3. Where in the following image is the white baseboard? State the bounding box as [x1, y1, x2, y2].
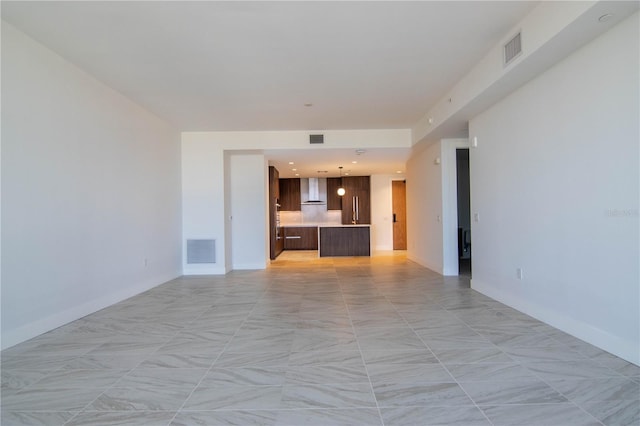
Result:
[231, 262, 267, 270]
[472, 278, 640, 366]
[183, 264, 227, 275]
[1, 272, 180, 350]
[406, 253, 443, 275]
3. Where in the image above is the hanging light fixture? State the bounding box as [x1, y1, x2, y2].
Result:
[337, 166, 346, 196]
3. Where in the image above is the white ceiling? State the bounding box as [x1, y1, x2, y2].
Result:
[2, 1, 538, 176]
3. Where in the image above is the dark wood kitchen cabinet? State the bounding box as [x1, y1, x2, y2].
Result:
[326, 177, 343, 211]
[279, 178, 301, 211]
[269, 166, 283, 260]
[319, 226, 370, 256]
[340, 176, 370, 224]
[283, 226, 318, 250]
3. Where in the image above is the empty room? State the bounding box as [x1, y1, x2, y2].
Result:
[1, 1, 638, 425]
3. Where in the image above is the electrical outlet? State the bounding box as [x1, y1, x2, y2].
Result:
[516, 268, 523, 280]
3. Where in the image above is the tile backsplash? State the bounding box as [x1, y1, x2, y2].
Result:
[280, 206, 341, 226]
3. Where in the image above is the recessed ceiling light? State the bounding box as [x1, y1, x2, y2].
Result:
[345, 173, 350, 176]
[288, 161, 294, 165]
[295, 173, 300, 176]
[352, 161, 357, 164]
[598, 13, 614, 23]
[396, 171, 403, 174]
[292, 168, 297, 171]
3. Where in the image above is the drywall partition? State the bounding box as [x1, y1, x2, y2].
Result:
[406, 141, 444, 273]
[182, 136, 227, 274]
[1, 23, 182, 349]
[181, 129, 411, 274]
[469, 13, 639, 364]
[229, 153, 268, 270]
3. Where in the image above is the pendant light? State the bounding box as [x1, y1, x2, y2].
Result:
[337, 166, 346, 196]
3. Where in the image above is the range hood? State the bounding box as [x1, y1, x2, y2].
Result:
[301, 177, 327, 205]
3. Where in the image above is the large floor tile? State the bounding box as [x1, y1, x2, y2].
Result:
[481, 403, 601, 426]
[172, 410, 278, 426]
[2, 252, 637, 426]
[366, 362, 453, 385]
[88, 386, 194, 411]
[460, 379, 568, 405]
[280, 383, 376, 408]
[1, 388, 105, 411]
[66, 411, 176, 426]
[380, 405, 490, 425]
[275, 408, 383, 425]
[182, 385, 284, 410]
[0, 411, 76, 426]
[372, 382, 473, 407]
[547, 377, 640, 403]
[581, 399, 640, 426]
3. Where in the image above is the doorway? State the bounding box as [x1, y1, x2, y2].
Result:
[456, 149, 472, 276]
[392, 180, 407, 250]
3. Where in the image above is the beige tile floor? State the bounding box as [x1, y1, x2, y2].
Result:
[1, 251, 638, 425]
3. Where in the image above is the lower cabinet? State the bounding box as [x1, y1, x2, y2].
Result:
[283, 227, 318, 250]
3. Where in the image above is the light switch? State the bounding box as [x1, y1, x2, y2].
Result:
[474, 212, 480, 222]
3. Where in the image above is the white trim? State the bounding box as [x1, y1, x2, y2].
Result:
[1, 273, 179, 350]
[183, 265, 228, 275]
[442, 138, 470, 276]
[407, 253, 443, 275]
[232, 262, 268, 270]
[472, 278, 640, 366]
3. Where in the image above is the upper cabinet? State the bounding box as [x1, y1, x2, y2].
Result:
[279, 178, 301, 211]
[340, 176, 370, 224]
[326, 178, 343, 211]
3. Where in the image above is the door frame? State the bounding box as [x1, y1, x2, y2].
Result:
[442, 138, 471, 276]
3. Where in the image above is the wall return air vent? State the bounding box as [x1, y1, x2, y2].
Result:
[186, 239, 216, 264]
[504, 32, 522, 65]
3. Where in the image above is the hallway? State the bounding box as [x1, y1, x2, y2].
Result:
[2, 253, 638, 425]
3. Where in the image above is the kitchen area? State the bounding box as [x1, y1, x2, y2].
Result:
[269, 166, 371, 260]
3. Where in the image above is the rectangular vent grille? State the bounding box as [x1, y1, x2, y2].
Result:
[504, 32, 522, 65]
[309, 134, 324, 144]
[186, 239, 216, 264]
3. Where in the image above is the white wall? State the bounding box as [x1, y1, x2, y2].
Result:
[1, 23, 182, 349]
[406, 142, 444, 273]
[370, 174, 405, 252]
[469, 13, 639, 364]
[229, 153, 268, 270]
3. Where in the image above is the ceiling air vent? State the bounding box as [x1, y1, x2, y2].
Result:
[309, 134, 324, 144]
[504, 32, 522, 66]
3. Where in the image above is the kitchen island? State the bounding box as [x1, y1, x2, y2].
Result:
[318, 225, 370, 257]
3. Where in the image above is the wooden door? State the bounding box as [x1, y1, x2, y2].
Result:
[392, 180, 407, 250]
